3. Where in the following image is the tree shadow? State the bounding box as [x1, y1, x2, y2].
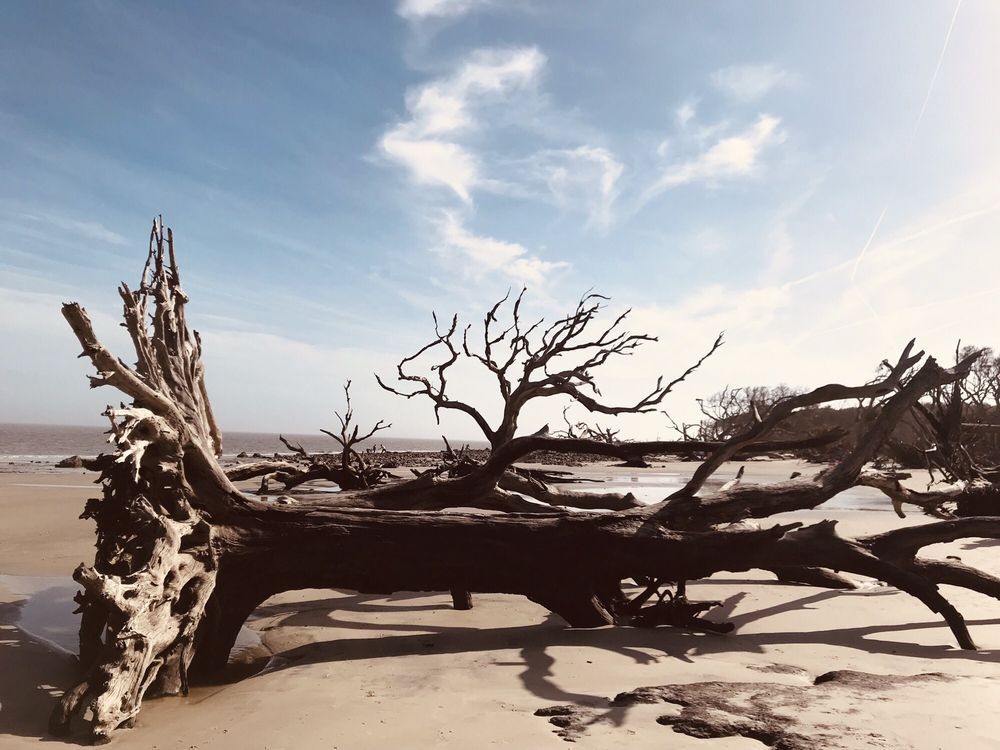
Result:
[961, 537, 1000, 550]
[0, 597, 87, 746]
[244, 588, 1000, 739]
[252, 587, 1000, 704]
[251, 590, 442, 620]
[9, 584, 1000, 746]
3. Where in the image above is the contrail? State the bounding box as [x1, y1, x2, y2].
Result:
[850, 204, 888, 284]
[786, 199, 1000, 291]
[849, 205, 892, 344]
[913, 0, 963, 139]
[849, 0, 962, 339]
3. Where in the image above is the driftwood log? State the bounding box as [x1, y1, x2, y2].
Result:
[537, 670, 956, 746]
[52, 218, 1000, 743]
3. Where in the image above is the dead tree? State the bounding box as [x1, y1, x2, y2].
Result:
[554, 405, 620, 444]
[52, 219, 1000, 743]
[661, 409, 699, 443]
[373, 287, 725, 500]
[693, 384, 802, 442]
[227, 294, 842, 511]
[316, 379, 392, 486]
[376, 288, 724, 450]
[880, 343, 1000, 516]
[226, 381, 392, 491]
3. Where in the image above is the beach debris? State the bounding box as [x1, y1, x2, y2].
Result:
[223, 381, 393, 492]
[55, 454, 107, 470]
[536, 671, 954, 746]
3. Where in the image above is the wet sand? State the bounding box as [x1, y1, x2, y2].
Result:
[2, 465, 1000, 748]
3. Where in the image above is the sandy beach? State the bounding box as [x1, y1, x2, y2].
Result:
[3, 461, 999, 749]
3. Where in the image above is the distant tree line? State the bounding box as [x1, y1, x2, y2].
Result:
[673, 346, 1000, 468]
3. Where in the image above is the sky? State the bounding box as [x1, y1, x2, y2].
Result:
[2, 0, 999, 442]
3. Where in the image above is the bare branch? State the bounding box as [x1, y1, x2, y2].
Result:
[667, 340, 929, 499]
[64, 217, 224, 461]
[376, 312, 495, 442]
[279, 435, 308, 456]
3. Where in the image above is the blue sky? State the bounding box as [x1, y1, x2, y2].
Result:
[2, 0, 999, 441]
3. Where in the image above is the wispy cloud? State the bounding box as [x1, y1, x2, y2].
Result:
[757, 181, 822, 284]
[397, 0, 494, 21]
[378, 47, 545, 202]
[20, 213, 129, 246]
[762, 221, 794, 280]
[711, 63, 795, 101]
[435, 211, 568, 285]
[675, 101, 697, 128]
[682, 228, 727, 258]
[521, 145, 623, 228]
[640, 114, 784, 207]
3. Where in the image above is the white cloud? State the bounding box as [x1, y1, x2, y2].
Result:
[711, 63, 795, 101]
[397, 0, 492, 21]
[640, 114, 784, 206]
[435, 211, 568, 286]
[524, 145, 624, 228]
[675, 101, 696, 128]
[380, 136, 479, 203]
[378, 47, 545, 202]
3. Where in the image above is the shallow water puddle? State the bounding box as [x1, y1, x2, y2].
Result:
[0, 574, 263, 662]
[0, 574, 79, 654]
[567, 467, 890, 510]
[544, 468, 692, 506]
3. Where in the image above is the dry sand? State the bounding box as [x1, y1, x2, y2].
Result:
[2, 464, 999, 749]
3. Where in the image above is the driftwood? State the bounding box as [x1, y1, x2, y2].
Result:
[223, 381, 392, 492]
[855, 470, 998, 519]
[877, 343, 1000, 514]
[221, 416, 845, 516]
[220, 278, 841, 513]
[537, 670, 954, 746]
[51, 219, 1000, 743]
[222, 429, 846, 513]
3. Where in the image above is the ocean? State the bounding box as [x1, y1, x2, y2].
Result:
[0, 422, 888, 511]
[0, 422, 487, 464]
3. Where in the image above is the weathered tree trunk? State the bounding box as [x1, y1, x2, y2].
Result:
[856, 470, 1000, 519]
[51, 219, 1000, 743]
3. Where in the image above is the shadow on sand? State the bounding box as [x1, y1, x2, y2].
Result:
[0, 596, 85, 746]
[4, 583, 1000, 745]
[243, 587, 1000, 736]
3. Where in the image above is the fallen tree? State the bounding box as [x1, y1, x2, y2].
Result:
[219, 287, 844, 517]
[225, 380, 393, 493]
[52, 218, 1000, 743]
[223, 427, 848, 512]
[224, 288, 844, 512]
[877, 343, 1000, 517]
